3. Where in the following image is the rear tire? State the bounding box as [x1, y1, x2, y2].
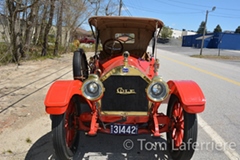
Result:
[167, 94, 198, 160]
[52, 96, 80, 160]
[73, 48, 88, 81]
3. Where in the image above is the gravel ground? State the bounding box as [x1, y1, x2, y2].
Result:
[0, 53, 74, 160]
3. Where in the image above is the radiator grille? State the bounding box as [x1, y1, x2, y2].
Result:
[101, 75, 148, 111]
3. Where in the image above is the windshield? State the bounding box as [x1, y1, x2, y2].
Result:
[115, 33, 135, 44]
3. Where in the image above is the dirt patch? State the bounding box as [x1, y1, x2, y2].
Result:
[0, 53, 74, 159]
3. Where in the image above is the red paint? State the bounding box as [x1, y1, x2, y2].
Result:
[167, 80, 206, 113]
[171, 102, 184, 147]
[45, 80, 82, 114]
[100, 55, 156, 79]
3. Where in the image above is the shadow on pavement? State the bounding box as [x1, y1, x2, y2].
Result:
[25, 132, 54, 160]
[25, 131, 172, 160]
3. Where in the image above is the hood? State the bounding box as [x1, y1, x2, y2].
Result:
[100, 55, 154, 82]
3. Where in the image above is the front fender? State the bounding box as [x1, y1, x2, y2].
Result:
[167, 80, 206, 113]
[45, 80, 82, 114]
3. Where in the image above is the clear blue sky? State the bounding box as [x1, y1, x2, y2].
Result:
[121, 0, 240, 32]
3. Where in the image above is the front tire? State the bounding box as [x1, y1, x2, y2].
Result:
[167, 94, 198, 160]
[73, 48, 88, 81]
[52, 96, 80, 160]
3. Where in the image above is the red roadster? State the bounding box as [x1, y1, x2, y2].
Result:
[44, 16, 205, 160]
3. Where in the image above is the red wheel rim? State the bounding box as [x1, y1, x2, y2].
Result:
[64, 100, 77, 148]
[171, 102, 184, 148]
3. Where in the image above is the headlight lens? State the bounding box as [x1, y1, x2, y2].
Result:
[87, 82, 99, 94]
[151, 83, 162, 95]
[146, 76, 169, 102]
[81, 74, 104, 101]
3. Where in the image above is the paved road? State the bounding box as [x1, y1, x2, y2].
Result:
[25, 46, 240, 160]
[157, 44, 240, 67]
[155, 45, 240, 160]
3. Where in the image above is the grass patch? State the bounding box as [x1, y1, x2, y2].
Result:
[26, 137, 32, 143]
[0, 44, 64, 65]
[0, 43, 11, 65]
[78, 44, 102, 52]
[190, 55, 240, 60]
[7, 150, 13, 154]
[2, 149, 13, 154]
[0, 42, 99, 65]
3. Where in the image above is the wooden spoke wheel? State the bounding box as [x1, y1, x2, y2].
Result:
[167, 94, 198, 160]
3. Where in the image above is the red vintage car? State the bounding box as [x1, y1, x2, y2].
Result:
[44, 16, 205, 160]
[79, 37, 95, 44]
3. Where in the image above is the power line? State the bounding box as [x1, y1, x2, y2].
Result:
[210, 14, 240, 19]
[155, 0, 205, 12]
[124, 3, 204, 15]
[124, 1, 240, 19]
[122, 1, 132, 16]
[170, 0, 240, 12]
[212, 12, 240, 17]
[170, 0, 214, 8]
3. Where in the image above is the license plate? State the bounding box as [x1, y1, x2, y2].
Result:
[110, 124, 138, 134]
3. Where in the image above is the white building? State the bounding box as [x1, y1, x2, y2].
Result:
[172, 29, 196, 39]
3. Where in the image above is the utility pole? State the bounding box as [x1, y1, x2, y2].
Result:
[119, 0, 122, 16]
[199, 6, 216, 55]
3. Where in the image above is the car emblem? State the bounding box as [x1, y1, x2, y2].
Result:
[122, 67, 129, 73]
[116, 87, 136, 94]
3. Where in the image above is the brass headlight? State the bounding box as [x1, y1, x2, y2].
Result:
[146, 76, 169, 102]
[81, 74, 104, 101]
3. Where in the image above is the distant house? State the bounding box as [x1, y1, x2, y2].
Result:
[172, 29, 182, 39]
[74, 28, 92, 39]
[171, 29, 197, 39]
[0, 14, 92, 44]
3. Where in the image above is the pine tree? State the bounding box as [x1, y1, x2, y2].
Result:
[235, 26, 240, 34]
[197, 21, 207, 34]
[213, 24, 222, 33]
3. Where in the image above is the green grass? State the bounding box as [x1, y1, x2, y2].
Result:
[26, 137, 32, 143]
[0, 42, 11, 65]
[190, 55, 240, 60]
[2, 149, 13, 154]
[0, 42, 99, 65]
[7, 150, 13, 154]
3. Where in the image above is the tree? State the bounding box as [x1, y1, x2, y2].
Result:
[61, 0, 90, 52]
[32, 2, 40, 45]
[105, 0, 118, 16]
[54, 0, 63, 56]
[235, 26, 240, 34]
[160, 26, 173, 39]
[213, 24, 222, 33]
[41, 0, 56, 56]
[197, 21, 207, 34]
[23, 0, 39, 56]
[5, 0, 38, 64]
[2, 0, 120, 63]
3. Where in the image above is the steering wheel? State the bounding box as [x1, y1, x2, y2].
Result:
[103, 39, 123, 55]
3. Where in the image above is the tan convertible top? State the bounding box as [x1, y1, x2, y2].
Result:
[88, 16, 164, 31]
[88, 16, 164, 58]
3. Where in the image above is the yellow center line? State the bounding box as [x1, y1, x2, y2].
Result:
[160, 55, 240, 86]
